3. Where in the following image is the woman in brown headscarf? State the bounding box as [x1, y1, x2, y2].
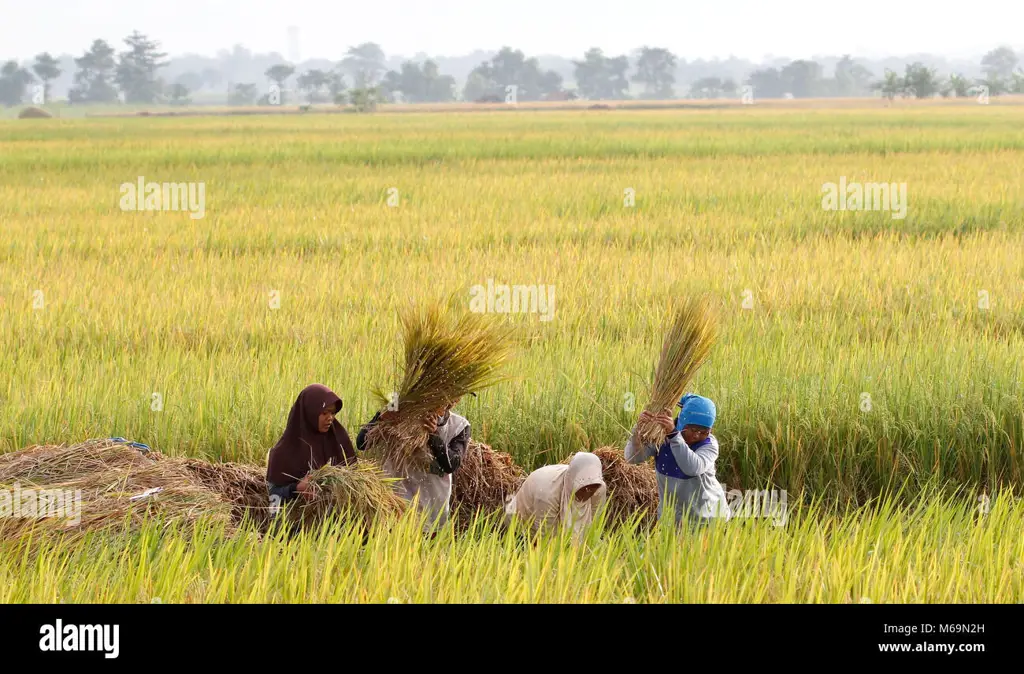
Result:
[266, 384, 357, 510]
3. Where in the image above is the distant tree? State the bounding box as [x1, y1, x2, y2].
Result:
[747, 67, 785, 99]
[349, 87, 380, 112]
[200, 67, 223, 90]
[421, 60, 456, 102]
[31, 53, 62, 104]
[974, 47, 1018, 95]
[902, 62, 940, 98]
[342, 43, 386, 89]
[328, 70, 347, 104]
[834, 55, 873, 96]
[264, 64, 295, 103]
[380, 60, 456, 103]
[781, 60, 823, 98]
[296, 68, 331, 103]
[981, 46, 1018, 82]
[872, 69, 904, 101]
[168, 83, 191, 105]
[689, 76, 726, 98]
[1012, 70, 1024, 94]
[464, 47, 563, 102]
[632, 46, 676, 99]
[228, 82, 258, 106]
[115, 31, 168, 103]
[378, 70, 402, 102]
[175, 72, 204, 94]
[463, 69, 498, 101]
[945, 73, 971, 97]
[0, 61, 35, 106]
[70, 39, 118, 103]
[572, 48, 630, 100]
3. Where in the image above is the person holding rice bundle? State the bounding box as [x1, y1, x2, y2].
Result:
[266, 384, 357, 511]
[356, 397, 470, 531]
[625, 393, 730, 525]
[504, 451, 607, 541]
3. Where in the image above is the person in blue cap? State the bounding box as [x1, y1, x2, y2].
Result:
[624, 393, 730, 524]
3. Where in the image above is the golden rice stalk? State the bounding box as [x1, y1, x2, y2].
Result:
[289, 461, 407, 532]
[636, 296, 718, 448]
[365, 302, 514, 475]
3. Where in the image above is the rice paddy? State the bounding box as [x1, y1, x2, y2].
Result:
[2, 101, 1023, 602]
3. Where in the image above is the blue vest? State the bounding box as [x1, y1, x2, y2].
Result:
[655, 435, 712, 480]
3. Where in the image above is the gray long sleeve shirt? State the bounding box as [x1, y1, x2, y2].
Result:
[625, 427, 731, 524]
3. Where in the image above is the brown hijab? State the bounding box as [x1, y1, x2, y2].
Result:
[266, 384, 357, 485]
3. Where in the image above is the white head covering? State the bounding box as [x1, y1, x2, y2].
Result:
[561, 452, 607, 538]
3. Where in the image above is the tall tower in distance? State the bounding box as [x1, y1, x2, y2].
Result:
[287, 26, 301, 63]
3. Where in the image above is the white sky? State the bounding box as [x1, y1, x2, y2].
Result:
[2, 0, 1022, 61]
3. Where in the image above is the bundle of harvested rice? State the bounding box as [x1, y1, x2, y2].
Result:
[166, 458, 270, 528]
[364, 302, 514, 475]
[635, 296, 717, 448]
[0, 439, 152, 486]
[451, 440, 526, 531]
[0, 440, 233, 543]
[594, 446, 659, 527]
[287, 461, 406, 532]
[561, 447, 659, 528]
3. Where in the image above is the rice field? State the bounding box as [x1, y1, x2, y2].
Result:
[2, 102, 1023, 602]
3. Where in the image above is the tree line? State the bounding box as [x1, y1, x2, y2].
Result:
[2, 32, 1022, 107]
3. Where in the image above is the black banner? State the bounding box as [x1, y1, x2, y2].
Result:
[0, 604, 1008, 665]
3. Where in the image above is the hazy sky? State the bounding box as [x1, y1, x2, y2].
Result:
[3, 0, 1022, 61]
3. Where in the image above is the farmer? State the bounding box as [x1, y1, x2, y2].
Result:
[356, 398, 471, 532]
[504, 451, 606, 541]
[625, 393, 730, 524]
[266, 384, 357, 511]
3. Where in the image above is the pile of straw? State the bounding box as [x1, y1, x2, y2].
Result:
[166, 457, 270, 528]
[364, 302, 514, 475]
[287, 461, 406, 532]
[451, 440, 526, 531]
[592, 447, 659, 528]
[561, 447, 659, 528]
[635, 296, 717, 448]
[0, 440, 233, 543]
[0, 440, 153, 485]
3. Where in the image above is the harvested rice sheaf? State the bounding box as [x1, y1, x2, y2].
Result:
[288, 461, 406, 532]
[636, 296, 717, 448]
[451, 440, 526, 531]
[365, 302, 514, 476]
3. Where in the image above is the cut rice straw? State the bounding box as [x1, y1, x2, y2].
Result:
[635, 296, 718, 448]
[364, 301, 514, 476]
